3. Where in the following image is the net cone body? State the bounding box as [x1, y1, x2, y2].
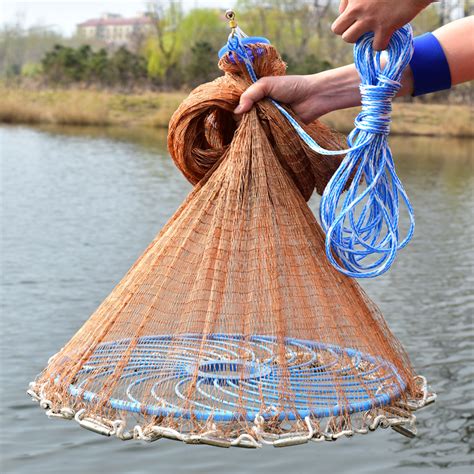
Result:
[31, 44, 424, 444]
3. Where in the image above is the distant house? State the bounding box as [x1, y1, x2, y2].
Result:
[77, 13, 154, 45]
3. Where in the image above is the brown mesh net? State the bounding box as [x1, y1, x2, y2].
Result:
[28, 42, 434, 448]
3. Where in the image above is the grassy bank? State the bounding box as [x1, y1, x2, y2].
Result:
[0, 86, 472, 137]
[324, 103, 473, 138]
[0, 87, 184, 128]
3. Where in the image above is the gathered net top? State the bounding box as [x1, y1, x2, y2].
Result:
[169, 43, 344, 199]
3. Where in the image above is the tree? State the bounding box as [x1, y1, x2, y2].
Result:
[145, 1, 184, 86]
[85, 48, 108, 84]
[40, 44, 147, 88]
[41, 44, 86, 83]
[185, 41, 219, 87]
[235, 0, 340, 63]
[0, 19, 64, 77]
[178, 8, 225, 87]
[108, 46, 148, 87]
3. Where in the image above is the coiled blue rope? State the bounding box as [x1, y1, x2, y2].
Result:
[226, 25, 415, 278]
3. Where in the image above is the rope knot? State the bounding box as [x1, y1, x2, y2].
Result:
[355, 76, 401, 135]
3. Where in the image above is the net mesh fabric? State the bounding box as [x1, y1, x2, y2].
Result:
[29, 44, 428, 446]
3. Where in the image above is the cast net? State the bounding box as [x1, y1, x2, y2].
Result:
[28, 39, 435, 448]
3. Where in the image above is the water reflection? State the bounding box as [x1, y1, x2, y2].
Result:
[1, 125, 472, 473]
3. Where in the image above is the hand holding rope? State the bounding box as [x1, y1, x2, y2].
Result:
[225, 12, 415, 278]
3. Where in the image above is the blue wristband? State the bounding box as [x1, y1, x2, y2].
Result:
[410, 32, 452, 96]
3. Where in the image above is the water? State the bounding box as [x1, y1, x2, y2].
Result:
[1, 125, 472, 473]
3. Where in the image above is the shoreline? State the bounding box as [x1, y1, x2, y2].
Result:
[1, 87, 472, 138]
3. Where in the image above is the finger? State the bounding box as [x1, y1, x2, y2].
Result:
[341, 21, 370, 44]
[373, 29, 393, 51]
[234, 77, 272, 114]
[338, 0, 349, 14]
[331, 11, 356, 36]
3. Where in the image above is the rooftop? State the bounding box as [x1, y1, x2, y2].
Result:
[78, 14, 153, 28]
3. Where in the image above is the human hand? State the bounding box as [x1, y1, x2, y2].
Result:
[234, 62, 415, 122]
[234, 75, 325, 123]
[332, 0, 432, 50]
[234, 66, 363, 123]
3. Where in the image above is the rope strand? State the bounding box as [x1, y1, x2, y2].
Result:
[227, 25, 415, 278]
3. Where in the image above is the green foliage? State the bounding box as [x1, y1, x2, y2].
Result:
[235, 0, 337, 60]
[144, 36, 174, 80]
[185, 41, 219, 88]
[20, 62, 43, 77]
[5, 63, 21, 78]
[142, 2, 184, 86]
[178, 8, 226, 49]
[142, 7, 225, 88]
[285, 54, 332, 75]
[41, 44, 88, 83]
[85, 48, 108, 83]
[41, 44, 147, 88]
[108, 47, 147, 85]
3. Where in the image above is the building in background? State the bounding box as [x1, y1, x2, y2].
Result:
[77, 13, 153, 45]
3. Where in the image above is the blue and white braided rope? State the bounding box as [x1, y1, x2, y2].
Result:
[227, 25, 415, 278]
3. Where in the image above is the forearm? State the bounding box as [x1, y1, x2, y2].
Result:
[307, 63, 414, 116]
[433, 16, 474, 85]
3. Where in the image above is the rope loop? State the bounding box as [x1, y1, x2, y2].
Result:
[356, 80, 400, 135]
[320, 25, 414, 278]
[224, 23, 415, 278]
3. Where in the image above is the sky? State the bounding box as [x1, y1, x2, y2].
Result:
[1, 0, 235, 36]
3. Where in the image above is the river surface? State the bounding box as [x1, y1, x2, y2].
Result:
[1, 125, 473, 473]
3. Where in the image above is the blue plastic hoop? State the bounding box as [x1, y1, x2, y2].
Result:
[66, 334, 406, 422]
[218, 36, 270, 61]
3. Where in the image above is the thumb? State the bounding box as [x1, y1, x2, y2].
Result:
[234, 77, 272, 114]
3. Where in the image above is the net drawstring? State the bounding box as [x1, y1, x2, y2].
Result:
[226, 23, 415, 278]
